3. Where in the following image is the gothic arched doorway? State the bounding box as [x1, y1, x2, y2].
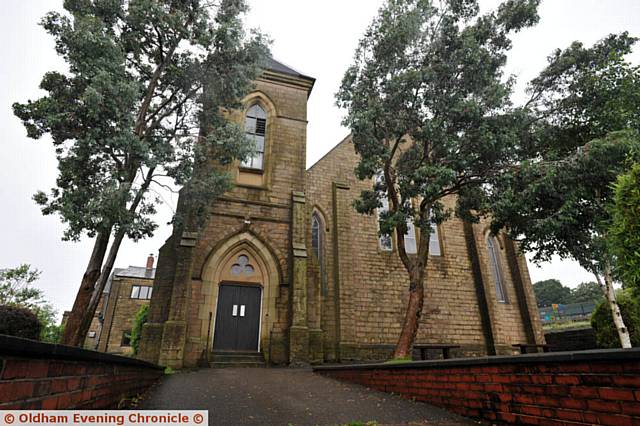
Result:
[213, 252, 263, 351]
[199, 234, 281, 359]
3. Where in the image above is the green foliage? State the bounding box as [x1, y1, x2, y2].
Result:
[542, 320, 591, 332]
[0, 305, 42, 340]
[338, 0, 542, 243]
[130, 304, 149, 355]
[533, 280, 604, 307]
[492, 131, 640, 272]
[591, 290, 640, 348]
[572, 282, 605, 304]
[13, 0, 270, 242]
[164, 366, 176, 375]
[0, 264, 43, 308]
[533, 279, 572, 307]
[609, 162, 640, 291]
[41, 321, 64, 344]
[489, 33, 640, 276]
[383, 358, 412, 364]
[0, 265, 61, 342]
[337, 0, 542, 356]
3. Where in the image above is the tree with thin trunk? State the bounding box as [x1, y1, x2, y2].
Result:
[336, 0, 541, 359]
[13, 0, 269, 346]
[489, 34, 640, 348]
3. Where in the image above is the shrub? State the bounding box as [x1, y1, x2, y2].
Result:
[0, 305, 42, 340]
[130, 304, 149, 355]
[609, 162, 640, 291]
[591, 289, 640, 348]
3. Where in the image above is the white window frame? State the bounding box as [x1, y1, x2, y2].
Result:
[403, 218, 418, 254]
[130, 285, 140, 299]
[241, 104, 267, 171]
[428, 213, 442, 257]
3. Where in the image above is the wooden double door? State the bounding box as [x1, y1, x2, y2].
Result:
[213, 283, 262, 351]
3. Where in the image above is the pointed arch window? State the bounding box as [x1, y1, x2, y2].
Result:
[487, 235, 508, 303]
[242, 104, 267, 171]
[311, 213, 323, 259]
[311, 212, 327, 295]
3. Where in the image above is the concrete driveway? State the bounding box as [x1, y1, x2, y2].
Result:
[139, 368, 477, 426]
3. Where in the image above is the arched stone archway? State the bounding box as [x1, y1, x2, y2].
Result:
[197, 232, 280, 359]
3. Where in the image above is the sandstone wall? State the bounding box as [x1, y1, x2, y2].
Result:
[306, 137, 544, 361]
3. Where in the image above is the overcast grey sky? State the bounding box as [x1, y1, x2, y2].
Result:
[1, 1, 639, 319]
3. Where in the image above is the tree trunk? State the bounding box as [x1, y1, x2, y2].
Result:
[393, 268, 426, 359]
[61, 230, 111, 346]
[596, 268, 632, 348]
[73, 168, 156, 346]
[73, 228, 127, 347]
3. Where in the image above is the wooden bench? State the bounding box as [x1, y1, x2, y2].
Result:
[414, 344, 461, 360]
[512, 343, 550, 354]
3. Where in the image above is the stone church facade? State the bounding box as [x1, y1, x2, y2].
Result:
[134, 58, 544, 368]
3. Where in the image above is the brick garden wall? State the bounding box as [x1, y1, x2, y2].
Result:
[0, 335, 162, 409]
[315, 349, 640, 425]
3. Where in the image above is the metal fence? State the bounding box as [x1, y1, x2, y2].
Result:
[539, 302, 597, 323]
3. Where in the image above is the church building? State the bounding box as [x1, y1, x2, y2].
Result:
[134, 58, 544, 368]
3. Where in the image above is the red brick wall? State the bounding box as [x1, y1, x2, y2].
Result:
[315, 350, 640, 425]
[0, 336, 162, 409]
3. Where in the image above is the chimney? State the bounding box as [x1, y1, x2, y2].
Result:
[146, 254, 155, 269]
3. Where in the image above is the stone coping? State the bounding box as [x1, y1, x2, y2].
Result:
[313, 348, 640, 372]
[0, 334, 163, 370]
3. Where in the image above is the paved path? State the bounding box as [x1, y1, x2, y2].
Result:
[140, 368, 477, 426]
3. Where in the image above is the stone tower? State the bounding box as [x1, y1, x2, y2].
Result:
[139, 58, 315, 368]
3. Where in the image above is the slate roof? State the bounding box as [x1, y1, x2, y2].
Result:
[116, 266, 156, 280]
[263, 57, 315, 82]
[103, 266, 155, 294]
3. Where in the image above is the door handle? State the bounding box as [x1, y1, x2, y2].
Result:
[232, 305, 238, 316]
[240, 305, 246, 317]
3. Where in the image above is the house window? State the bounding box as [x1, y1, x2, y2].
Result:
[487, 235, 507, 302]
[130, 285, 152, 300]
[121, 330, 131, 346]
[241, 104, 267, 171]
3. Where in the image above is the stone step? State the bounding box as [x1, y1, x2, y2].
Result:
[211, 351, 262, 356]
[210, 351, 265, 367]
[209, 361, 265, 368]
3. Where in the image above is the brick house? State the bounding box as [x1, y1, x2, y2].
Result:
[110, 57, 546, 368]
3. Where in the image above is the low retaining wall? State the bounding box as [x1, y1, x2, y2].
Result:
[0, 334, 163, 409]
[314, 349, 640, 426]
[545, 327, 598, 352]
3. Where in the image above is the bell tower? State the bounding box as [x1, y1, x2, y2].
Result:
[139, 58, 315, 368]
